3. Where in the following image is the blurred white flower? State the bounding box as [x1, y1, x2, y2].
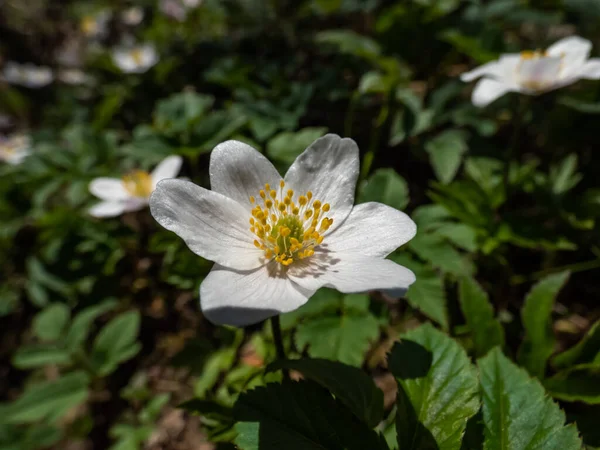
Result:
[461, 36, 600, 107]
[58, 68, 93, 85]
[80, 11, 111, 39]
[112, 43, 159, 73]
[0, 134, 31, 165]
[2, 62, 53, 88]
[121, 7, 144, 26]
[149, 135, 417, 327]
[160, 0, 202, 21]
[89, 156, 182, 218]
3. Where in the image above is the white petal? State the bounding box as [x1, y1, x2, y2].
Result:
[517, 56, 563, 90]
[284, 134, 359, 234]
[578, 58, 600, 80]
[209, 140, 282, 206]
[89, 201, 127, 218]
[200, 262, 312, 326]
[549, 37, 592, 79]
[288, 252, 415, 295]
[323, 202, 416, 258]
[151, 155, 183, 188]
[471, 79, 516, 107]
[547, 35, 592, 59]
[89, 178, 130, 201]
[149, 179, 265, 270]
[460, 61, 501, 82]
[460, 55, 520, 83]
[112, 51, 138, 73]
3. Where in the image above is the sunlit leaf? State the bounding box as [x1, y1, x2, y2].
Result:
[478, 348, 582, 450]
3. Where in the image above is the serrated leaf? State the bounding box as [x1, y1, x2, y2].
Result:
[358, 168, 409, 210]
[459, 277, 505, 357]
[425, 129, 469, 184]
[234, 381, 389, 450]
[12, 344, 72, 369]
[517, 272, 570, 378]
[32, 303, 71, 341]
[267, 358, 383, 428]
[0, 371, 89, 424]
[478, 348, 582, 450]
[544, 364, 600, 404]
[295, 312, 379, 366]
[553, 320, 600, 369]
[90, 310, 141, 376]
[389, 324, 479, 450]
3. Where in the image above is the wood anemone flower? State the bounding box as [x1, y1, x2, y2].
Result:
[149, 134, 417, 327]
[461, 36, 600, 107]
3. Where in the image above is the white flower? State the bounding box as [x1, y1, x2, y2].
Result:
[112, 44, 159, 73]
[0, 134, 31, 165]
[58, 68, 93, 85]
[461, 36, 600, 107]
[160, 0, 201, 21]
[89, 156, 182, 218]
[2, 62, 53, 88]
[121, 7, 144, 26]
[80, 11, 111, 39]
[149, 135, 417, 326]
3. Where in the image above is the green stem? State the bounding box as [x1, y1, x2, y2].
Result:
[270, 315, 289, 380]
[360, 94, 391, 182]
[503, 97, 527, 200]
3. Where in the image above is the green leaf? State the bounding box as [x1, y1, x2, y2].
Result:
[267, 358, 384, 428]
[478, 348, 582, 450]
[439, 29, 499, 63]
[32, 303, 71, 341]
[545, 364, 600, 404]
[295, 312, 379, 366]
[389, 324, 479, 450]
[553, 320, 600, 369]
[358, 168, 410, 210]
[12, 344, 72, 369]
[0, 371, 89, 424]
[458, 276, 505, 357]
[392, 254, 448, 329]
[409, 232, 474, 276]
[234, 381, 389, 450]
[517, 272, 570, 378]
[425, 129, 469, 184]
[314, 30, 381, 60]
[65, 300, 117, 351]
[90, 310, 141, 376]
[550, 154, 582, 195]
[266, 127, 327, 164]
[558, 95, 600, 114]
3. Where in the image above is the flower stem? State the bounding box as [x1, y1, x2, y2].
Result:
[270, 315, 289, 380]
[503, 96, 528, 201]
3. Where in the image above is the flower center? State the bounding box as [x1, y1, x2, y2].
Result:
[81, 16, 98, 35]
[516, 49, 563, 91]
[122, 170, 153, 197]
[130, 49, 144, 65]
[249, 180, 333, 266]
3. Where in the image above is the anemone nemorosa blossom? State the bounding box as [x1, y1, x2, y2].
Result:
[112, 44, 158, 74]
[89, 155, 182, 218]
[2, 62, 53, 88]
[0, 134, 31, 165]
[150, 135, 417, 326]
[461, 36, 600, 107]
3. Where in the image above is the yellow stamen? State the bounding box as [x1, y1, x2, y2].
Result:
[121, 170, 153, 197]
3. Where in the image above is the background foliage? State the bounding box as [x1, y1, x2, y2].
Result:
[2, 0, 600, 449]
